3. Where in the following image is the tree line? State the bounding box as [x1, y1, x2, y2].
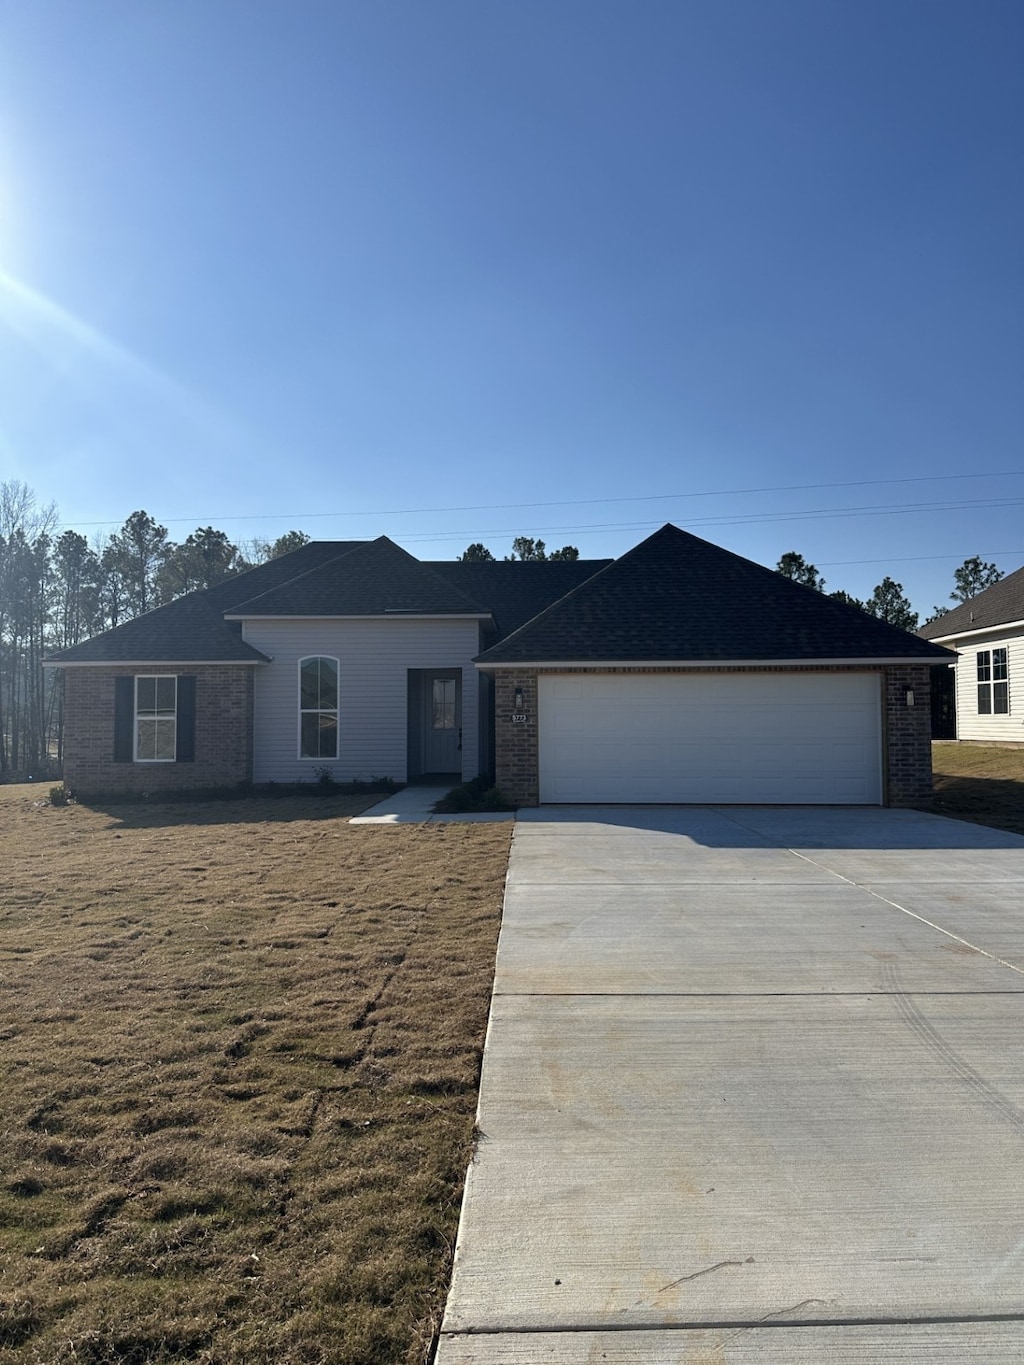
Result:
[0, 481, 1007, 779]
[775, 550, 1004, 630]
[0, 481, 309, 778]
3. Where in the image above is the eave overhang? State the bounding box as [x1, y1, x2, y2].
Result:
[46, 658, 270, 668]
[226, 612, 493, 623]
[925, 617, 1024, 645]
[475, 655, 956, 671]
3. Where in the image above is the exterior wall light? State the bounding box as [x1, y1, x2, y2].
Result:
[905, 690, 915, 707]
[513, 686, 524, 709]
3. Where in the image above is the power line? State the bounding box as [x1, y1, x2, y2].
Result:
[379, 495, 1024, 544]
[819, 550, 1024, 567]
[57, 468, 1024, 530]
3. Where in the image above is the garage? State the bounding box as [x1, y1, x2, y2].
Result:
[538, 671, 883, 804]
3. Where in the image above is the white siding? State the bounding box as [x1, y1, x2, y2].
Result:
[245, 618, 481, 783]
[950, 628, 1024, 743]
[539, 672, 883, 804]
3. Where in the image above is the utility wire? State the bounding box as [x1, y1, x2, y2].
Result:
[379, 495, 1024, 544]
[58, 468, 1024, 530]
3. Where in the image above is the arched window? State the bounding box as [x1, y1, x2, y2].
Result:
[299, 657, 338, 759]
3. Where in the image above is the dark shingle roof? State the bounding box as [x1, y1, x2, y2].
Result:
[225, 537, 489, 617]
[476, 524, 955, 665]
[48, 540, 368, 665]
[47, 592, 270, 665]
[426, 559, 612, 639]
[210, 541, 367, 611]
[920, 564, 1024, 639]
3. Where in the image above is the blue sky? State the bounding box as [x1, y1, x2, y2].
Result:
[0, 0, 1020, 615]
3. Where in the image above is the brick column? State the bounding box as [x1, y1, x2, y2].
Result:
[493, 670, 539, 807]
[884, 665, 933, 806]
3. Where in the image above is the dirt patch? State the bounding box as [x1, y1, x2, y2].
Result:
[0, 784, 511, 1363]
[931, 741, 1024, 836]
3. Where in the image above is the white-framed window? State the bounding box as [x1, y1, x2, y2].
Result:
[135, 675, 177, 761]
[977, 648, 1009, 715]
[299, 656, 339, 759]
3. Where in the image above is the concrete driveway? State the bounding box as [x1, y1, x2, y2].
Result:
[435, 806, 1024, 1363]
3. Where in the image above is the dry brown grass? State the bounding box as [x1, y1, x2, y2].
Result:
[931, 741, 1024, 836]
[0, 784, 511, 1364]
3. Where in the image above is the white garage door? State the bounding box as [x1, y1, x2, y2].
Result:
[538, 672, 882, 804]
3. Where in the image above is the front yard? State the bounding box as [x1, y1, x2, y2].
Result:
[0, 786, 511, 1364]
[931, 741, 1024, 836]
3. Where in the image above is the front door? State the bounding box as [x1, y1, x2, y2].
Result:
[422, 672, 461, 774]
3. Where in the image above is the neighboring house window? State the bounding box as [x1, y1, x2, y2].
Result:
[136, 676, 177, 761]
[977, 649, 1009, 715]
[299, 657, 339, 758]
[113, 675, 196, 764]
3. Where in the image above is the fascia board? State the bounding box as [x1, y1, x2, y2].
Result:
[926, 618, 1024, 644]
[224, 612, 492, 622]
[47, 658, 269, 668]
[475, 656, 954, 670]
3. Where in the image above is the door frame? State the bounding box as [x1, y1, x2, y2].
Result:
[407, 668, 462, 779]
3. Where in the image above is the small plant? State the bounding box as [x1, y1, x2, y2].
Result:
[433, 775, 513, 813]
[49, 784, 71, 808]
[312, 764, 336, 788]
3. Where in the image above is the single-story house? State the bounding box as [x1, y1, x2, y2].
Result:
[48, 523, 954, 806]
[919, 564, 1024, 744]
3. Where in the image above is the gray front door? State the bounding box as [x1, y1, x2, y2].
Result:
[422, 672, 461, 773]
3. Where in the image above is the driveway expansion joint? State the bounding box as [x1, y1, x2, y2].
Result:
[441, 1311, 1024, 1337]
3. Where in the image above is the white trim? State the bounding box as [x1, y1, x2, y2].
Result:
[47, 659, 267, 668]
[476, 656, 952, 670]
[297, 655, 340, 761]
[926, 617, 1024, 644]
[225, 612, 492, 622]
[134, 674, 177, 764]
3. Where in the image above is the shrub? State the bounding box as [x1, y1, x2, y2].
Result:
[49, 784, 71, 808]
[433, 775, 513, 813]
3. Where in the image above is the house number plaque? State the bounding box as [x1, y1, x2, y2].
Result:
[511, 713, 529, 724]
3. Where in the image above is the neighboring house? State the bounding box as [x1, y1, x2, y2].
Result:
[48, 524, 953, 806]
[919, 564, 1024, 744]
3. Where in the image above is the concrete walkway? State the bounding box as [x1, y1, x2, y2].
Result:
[349, 784, 514, 824]
[436, 805, 1024, 1362]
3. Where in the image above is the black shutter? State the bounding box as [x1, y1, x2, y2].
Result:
[113, 676, 134, 762]
[176, 675, 196, 763]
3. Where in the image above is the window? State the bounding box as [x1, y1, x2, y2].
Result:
[432, 677, 456, 730]
[977, 649, 1009, 715]
[299, 657, 338, 758]
[114, 675, 194, 765]
[135, 675, 177, 761]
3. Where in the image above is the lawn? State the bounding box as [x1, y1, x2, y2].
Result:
[931, 741, 1024, 836]
[0, 785, 512, 1365]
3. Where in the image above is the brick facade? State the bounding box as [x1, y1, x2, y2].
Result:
[63, 665, 255, 798]
[883, 664, 934, 807]
[494, 670, 539, 806]
[493, 665, 934, 808]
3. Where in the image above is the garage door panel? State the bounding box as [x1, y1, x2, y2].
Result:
[538, 673, 882, 805]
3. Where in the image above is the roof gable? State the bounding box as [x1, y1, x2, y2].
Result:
[225, 536, 489, 618]
[476, 524, 955, 665]
[920, 563, 1024, 639]
[47, 592, 270, 665]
